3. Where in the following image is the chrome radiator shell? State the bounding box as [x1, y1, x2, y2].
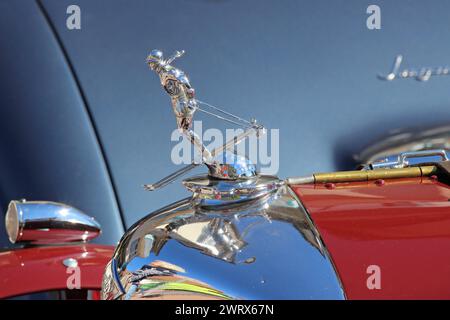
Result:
[101, 185, 345, 300]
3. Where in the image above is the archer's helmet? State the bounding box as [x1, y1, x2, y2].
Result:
[146, 49, 164, 70]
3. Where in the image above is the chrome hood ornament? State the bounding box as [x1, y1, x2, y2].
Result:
[144, 49, 280, 203]
[101, 50, 344, 300]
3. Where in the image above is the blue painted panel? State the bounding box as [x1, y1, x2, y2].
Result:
[0, 1, 124, 247]
[40, 0, 450, 226]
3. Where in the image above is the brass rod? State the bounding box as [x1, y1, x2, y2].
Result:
[313, 165, 438, 184]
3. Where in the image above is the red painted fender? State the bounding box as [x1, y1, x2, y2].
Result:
[0, 244, 113, 299]
[292, 177, 450, 299]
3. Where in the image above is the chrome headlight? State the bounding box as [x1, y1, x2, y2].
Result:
[4, 200, 101, 245]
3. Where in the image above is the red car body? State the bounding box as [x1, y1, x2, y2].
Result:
[0, 244, 114, 299]
[293, 176, 450, 299]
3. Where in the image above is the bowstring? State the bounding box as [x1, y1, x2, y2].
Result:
[196, 108, 254, 130]
[193, 99, 265, 159]
[195, 99, 256, 129]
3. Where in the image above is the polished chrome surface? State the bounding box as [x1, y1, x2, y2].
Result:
[183, 174, 283, 205]
[285, 175, 315, 185]
[5, 200, 101, 245]
[206, 153, 257, 180]
[361, 149, 449, 170]
[101, 185, 345, 300]
[146, 49, 207, 160]
[378, 54, 450, 82]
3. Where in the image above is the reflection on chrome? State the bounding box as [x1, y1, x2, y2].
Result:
[102, 185, 345, 300]
[123, 260, 232, 300]
[5, 200, 101, 245]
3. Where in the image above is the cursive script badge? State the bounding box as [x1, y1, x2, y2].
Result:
[378, 55, 450, 82]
